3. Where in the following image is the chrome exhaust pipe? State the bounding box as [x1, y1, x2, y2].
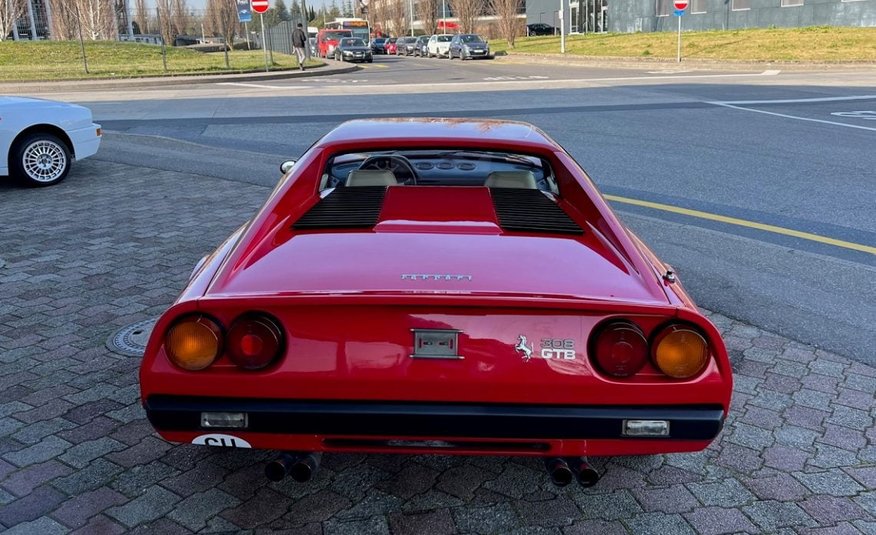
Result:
[567, 457, 600, 487]
[544, 458, 574, 487]
[265, 452, 322, 483]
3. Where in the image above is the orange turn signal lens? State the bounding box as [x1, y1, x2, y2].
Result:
[652, 325, 709, 379]
[165, 315, 222, 371]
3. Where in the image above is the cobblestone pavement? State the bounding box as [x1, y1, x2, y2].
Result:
[0, 160, 874, 535]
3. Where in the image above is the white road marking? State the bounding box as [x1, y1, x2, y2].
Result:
[217, 82, 307, 89]
[715, 94, 876, 105]
[830, 110, 876, 120]
[709, 102, 876, 132]
[647, 69, 694, 74]
[483, 75, 549, 81]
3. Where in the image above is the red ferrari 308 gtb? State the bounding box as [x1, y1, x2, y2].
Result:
[140, 119, 732, 487]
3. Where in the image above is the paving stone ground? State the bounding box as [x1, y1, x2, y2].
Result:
[0, 160, 874, 534]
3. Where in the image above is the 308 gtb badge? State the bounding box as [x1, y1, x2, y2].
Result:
[516, 335, 577, 361]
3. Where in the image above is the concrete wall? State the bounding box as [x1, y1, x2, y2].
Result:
[608, 0, 876, 33]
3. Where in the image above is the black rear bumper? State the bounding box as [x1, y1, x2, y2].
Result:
[145, 396, 724, 441]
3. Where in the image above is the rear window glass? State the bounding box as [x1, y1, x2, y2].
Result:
[321, 149, 557, 193]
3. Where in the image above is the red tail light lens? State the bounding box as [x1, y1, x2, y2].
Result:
[591, 321, 648, 377]
[227, 314, 284, 370]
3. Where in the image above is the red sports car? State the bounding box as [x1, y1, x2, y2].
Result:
[140, 119, 732, 488]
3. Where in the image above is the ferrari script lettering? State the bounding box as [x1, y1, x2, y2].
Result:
[401, 274, 473, 281]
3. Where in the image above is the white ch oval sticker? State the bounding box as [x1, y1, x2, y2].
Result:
[192, 434, 252, 448]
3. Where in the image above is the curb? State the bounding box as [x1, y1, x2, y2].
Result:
[494, 53, 876, 72]
[0, 60, 360, 94]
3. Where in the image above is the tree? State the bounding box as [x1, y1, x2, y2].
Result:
[171, 0, 190, 36]
[76, 0, 118, 40]
[450, 0, 483, 33]
[206, 0, 237, 66]
[490, 0, 520, 46]
[0, 0, 25, 40]
[388, 0, 406, 36]
[275, 0, 290, 21]
[420, 0, 437, 35]
[134, 0, 149, 34]
[156, 0, 174, 44]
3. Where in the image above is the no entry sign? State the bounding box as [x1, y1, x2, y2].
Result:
[673, 0, 689, 9]
[251, 0, 269, 14]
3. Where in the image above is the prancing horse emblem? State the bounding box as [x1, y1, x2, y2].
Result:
[515, 335, 533, 362]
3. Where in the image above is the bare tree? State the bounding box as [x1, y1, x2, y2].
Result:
[206, 0, 237, 66]
[388, 0, 406, 36]
[421, 0, 437, 35]
[490, 0, 520, 46]
[76, 0, 117, 39]
[450, 0, 483, 33]
[134, 0, 148, 33]
[0, 0, 25, 40]
[171, 0, 189, 35]
[155, 0, 173, 44]
[46, 0, 78, 39]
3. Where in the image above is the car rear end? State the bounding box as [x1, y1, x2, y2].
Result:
[143, 294, 730, 457]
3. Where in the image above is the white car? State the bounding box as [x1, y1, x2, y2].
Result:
[427, 34, 453, 58]
[0, 97, 102, 187]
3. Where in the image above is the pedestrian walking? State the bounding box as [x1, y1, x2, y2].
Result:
[292, 23, 308, 71]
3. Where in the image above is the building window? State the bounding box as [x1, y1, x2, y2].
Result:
[691, 0, 706, 13]
[781, 0, 803, 5]
[731, 0, 750, 10]
[656, 0, 672, 16]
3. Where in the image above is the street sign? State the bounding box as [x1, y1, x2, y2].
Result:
[674, 9, 685, 16]
[673, 0, 688, 9]
[237, 0, 252, 22]
[251, 0, 269, 14]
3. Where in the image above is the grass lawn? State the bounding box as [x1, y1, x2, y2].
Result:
[492, 26, 876, 62]
[0, 41, 322, 82]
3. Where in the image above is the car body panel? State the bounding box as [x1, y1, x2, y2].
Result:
[140, 118, 732, 460]
[449, 34, 491, 59]
[0, 96, 101, 176]
[427, 34, 452, 56]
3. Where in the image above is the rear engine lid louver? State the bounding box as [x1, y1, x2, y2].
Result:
[490, 189, 583, 235]
[293, 186, 387, 230]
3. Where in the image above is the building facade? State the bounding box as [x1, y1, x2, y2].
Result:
[527, 0, 875, 33]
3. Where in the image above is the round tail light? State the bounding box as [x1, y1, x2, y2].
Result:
[227, 314, 284, 370]
[652, 324, 709, 379]
[591, 321, 648, 377]
[165, 315, 223, 371]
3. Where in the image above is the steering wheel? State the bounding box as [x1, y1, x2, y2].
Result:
[358, 154, 418, 184]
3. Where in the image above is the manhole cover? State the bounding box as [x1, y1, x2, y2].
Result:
[107, 318, 157, 357]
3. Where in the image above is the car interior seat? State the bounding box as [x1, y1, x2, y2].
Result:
[345, 169, 398, 187]
[484, 171, 538, 189]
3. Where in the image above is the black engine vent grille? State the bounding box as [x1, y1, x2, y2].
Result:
[490, 189, 583, 235]
[293, 186, 387, 230]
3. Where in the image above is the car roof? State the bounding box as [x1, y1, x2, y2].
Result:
[317, 118, 561, 150]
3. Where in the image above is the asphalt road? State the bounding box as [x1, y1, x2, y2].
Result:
[26, 56, 876, 365]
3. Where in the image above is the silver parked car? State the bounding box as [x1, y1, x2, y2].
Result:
[449, 33, 491, 60]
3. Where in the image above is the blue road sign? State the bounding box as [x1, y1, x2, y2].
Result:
[674, 8, 685, 15]
[237, 0, 253, 22]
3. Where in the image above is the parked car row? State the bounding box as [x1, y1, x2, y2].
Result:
[370, 34, 493, 60]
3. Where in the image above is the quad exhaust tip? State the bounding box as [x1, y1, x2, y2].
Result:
[265, 452, 322, 483]
[545, 457, 600, 487]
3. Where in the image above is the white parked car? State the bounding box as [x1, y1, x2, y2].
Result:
[427, 34, 453, 58]
[0, 97, 102, 187]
